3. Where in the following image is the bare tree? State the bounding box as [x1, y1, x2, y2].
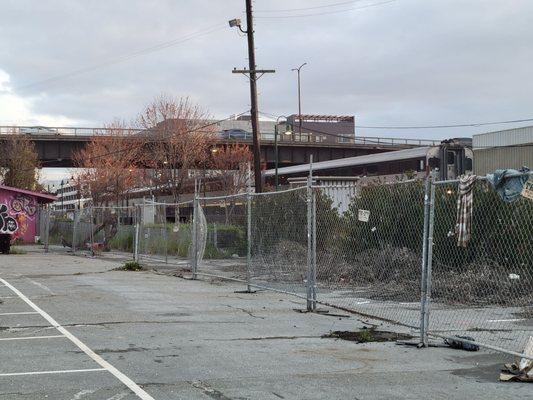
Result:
[138, 94, 215, 203]
[73, 120, 143, 206]
[0, 133, 41, 190]
[71, 121, 143, 250]
[210, 143, 252, 223]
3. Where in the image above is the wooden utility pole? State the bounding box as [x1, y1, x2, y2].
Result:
[231, 1, 274, 193]
[245, 0, 261, 192]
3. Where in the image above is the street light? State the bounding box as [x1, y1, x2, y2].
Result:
[274, 116, 292, 190]
[291, 62, 307, 141]
[60, 180, 64, 216]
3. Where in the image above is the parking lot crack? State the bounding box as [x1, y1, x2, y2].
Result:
[190, 380, 234, 400]
[224, 304, 265, 319]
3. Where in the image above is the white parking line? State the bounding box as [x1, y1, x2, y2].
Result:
[0, 278, 155, 400]
[0, 312, 39, 316]
[0, 335, 65, 341]
[0, 368, 106, 377]
[26, 278, 55, 295]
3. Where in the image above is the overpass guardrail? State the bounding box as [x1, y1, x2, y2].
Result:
[0, 125, 440, 147]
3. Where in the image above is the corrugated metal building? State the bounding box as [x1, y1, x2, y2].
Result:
[473, 126, 533, 175]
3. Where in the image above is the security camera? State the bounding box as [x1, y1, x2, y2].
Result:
[228, 18, 241, 28]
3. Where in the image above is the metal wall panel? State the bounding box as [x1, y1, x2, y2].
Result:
[473, 125, 533, 148]
[474, 147, 533, 175]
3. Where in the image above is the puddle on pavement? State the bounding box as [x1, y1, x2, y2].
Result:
[322, 328, 413, 343]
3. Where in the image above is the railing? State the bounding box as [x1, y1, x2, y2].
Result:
[0, 126, 142, 136]
[0, 125, 440, 147]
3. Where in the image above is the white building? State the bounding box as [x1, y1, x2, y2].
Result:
[473, 126, 533, 175]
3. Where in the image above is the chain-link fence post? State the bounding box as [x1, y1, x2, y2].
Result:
[134, 204, 140, 262]
[419, 176, 431, 347]
[423, 180, 436, 339]
[89, 206, 95, 257]
[72, 208, 78, 254]
[246, 191, 252, 292]
[163, 203, 168, 264]
[192, 181, 199, 280]
[306, 155, 314, 311]
[311, 188, 317, 311]
[44, 208, 50, 253]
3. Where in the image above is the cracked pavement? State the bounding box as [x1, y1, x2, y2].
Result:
[0, 249, 531, 399]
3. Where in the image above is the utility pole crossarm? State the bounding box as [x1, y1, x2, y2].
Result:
[232, 68, 275, 81]
[232, 69, 276, 74]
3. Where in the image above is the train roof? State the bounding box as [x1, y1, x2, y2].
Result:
[263, 146, 431, 177]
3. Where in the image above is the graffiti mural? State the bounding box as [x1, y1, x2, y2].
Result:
[0, 204, 18, 234]
[10, 195, 37, 216]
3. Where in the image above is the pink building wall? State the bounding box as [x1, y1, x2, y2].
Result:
[0, 188, 40, 243]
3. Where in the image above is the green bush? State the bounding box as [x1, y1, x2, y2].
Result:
[340, 181, 425, 259]
[206, 224, 246, 257]
[121, 261, 143, 271]
[108, 226, 135, 252]
[432, 182, 533, 271]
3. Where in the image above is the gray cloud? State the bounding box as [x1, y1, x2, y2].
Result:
[1, 0, 532, 139]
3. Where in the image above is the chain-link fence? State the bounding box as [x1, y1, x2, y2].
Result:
[39, 205, 137, 260]
[194, 194, 248, 281]
[46, 210, 75, 250]
[135, 200, 194, 266]
[314, 180, 425, 329]
[427, 177, 533, 357]
[38, 173, 533, 360]
[186, 176, 532, 359]
[38, 207, 51, 252]
[249, 187, 310, 298]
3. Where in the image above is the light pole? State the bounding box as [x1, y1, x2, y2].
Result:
[292, 62, 307, 141]
[60, 180, 64, 216]
[274, 116, 292, 190]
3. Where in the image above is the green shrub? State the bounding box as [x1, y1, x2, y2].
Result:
[121, 261, 143, 271]
[206, 224, 246, 257]
[108, 226, 135, 252]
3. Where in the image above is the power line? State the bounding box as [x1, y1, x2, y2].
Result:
[15, 23, 226, 92]
[356, 118, 533, 129]
[254, 0, 396, 19]
[259, 111, 533, 130]
[255, 0, 368, 13]
[258, 111, 533, 148]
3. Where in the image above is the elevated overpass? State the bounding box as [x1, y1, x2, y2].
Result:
[0, 126, 440, 168]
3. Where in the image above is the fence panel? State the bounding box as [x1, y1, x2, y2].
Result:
[249, 187, 310, 298]
[72, 207, 93, 255]
[314, 180, 426, 329]
[137, 201, 193, 266]
[89, 206, 136, 258]
[196, 194, 248, 281]
[428, 179, 533, 357]
[38, 207, 51, 251]
[47, 210, 75, 251]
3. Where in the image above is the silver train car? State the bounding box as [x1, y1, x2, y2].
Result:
[263, 139, 473, 184]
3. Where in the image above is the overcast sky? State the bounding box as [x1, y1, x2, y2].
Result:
[1, 0, 532, 181]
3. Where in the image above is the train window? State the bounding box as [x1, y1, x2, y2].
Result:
[447, 151, 455, 165]
[464, 157, 473, 171]
[428, 157, 439, 168]
[367, 165, 378, 174]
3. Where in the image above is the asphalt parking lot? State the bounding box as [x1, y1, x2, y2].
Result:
[0, 248, 531, 399]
